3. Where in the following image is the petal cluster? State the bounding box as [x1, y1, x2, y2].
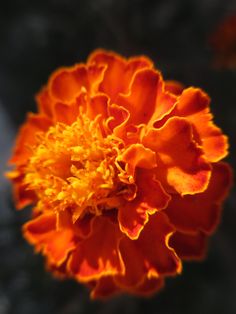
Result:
[7, 50, 232, 299]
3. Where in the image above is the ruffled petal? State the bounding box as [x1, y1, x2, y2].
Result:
[175, 88, 228, 162]
[117, 69, 161, 125]
[9, 113, 52, 165]
[88, 49, 153, 100]
[91, 275, 164, 299]
[169, 231, 208, 261]
[143, 117, 211, 195]
[73, 214, 94, 239]
[115, 69, 175, 128]
[118, 171, 170, 239]
[53, 102, 80, 125]
[13, 180, 36, 209]
[165, 162, 233, 234]
[6, 170, 37, 209]
[108, 104, 130, 140]
[53, 93, 109, 126]
[50, 65, 88, 102]
[90, 276, 122, 299]
[85, 94, 109, 130]
[68, 216, 124, 282]
[49, 63, 105, 103]
[36, 87, 54, 118]
[130, 277, 164, 297]
[120, 143, 157, 178]
[116, 212, 181, 288]
[165, 80, 185, 96]
[23, 213, 76, 266]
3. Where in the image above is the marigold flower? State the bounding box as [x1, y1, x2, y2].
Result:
[7, 50, 232, 299]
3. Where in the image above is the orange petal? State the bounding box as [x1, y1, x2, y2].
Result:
[23, 213, 56, 243]
[165, 80, 185, 96]
[88, 49, 152, 100]
[116, 212, 181, 288]
[49, 65, 88, 103]
[117, 69, 161, 125]
[13, 181, 36, 209]
[143, 117, 211, 195]
[130, 277, 164, 297]
[49, 63, 105, 103]
[166, 162, 233, 234]
[9, 113, 52, 165]
[24, 213, 76, 266]
[88, 50, 125, 99]
[169, 231, 208, 261]
[108, 104, 130, 139]
[121, 143, 157, 178]
[175, 88, 228, 162]
[46, 260, 68, 279]
[68, 216, 124, 282]
[118, 171, 170, 239]
[35, 87, 54, 118]
[91, 276, 122, 299]
[53, 102, 80, 125]
[116, 68, 177, 127]
[86, 94, 109, 121]
[73, 214, 94, 239]
[6, 170, 37, 209]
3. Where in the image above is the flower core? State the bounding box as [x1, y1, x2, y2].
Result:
[24, 114, 127, 221]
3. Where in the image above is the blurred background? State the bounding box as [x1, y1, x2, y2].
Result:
[0, 0, 235, 313]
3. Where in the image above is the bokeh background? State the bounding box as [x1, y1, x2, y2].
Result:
[0, 0, 235, 313]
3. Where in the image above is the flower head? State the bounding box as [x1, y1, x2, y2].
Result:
[7, 50, 232, 299]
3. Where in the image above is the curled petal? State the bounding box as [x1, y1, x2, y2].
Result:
[36, 87, 54, 118]
[130, 277, 164, 297]
[86, 94, 108, 121]
[53, 102, 81, 125]
[24, 213, 76, 266]
[91, 276, 122, 299]
[13, 181, 36, 209]
[116, 212, 181, 288]
[88, 49, 153, 100]
[49, 64, 105, 103]
[118, 171, 170, 239]
[6, 170, 36, 209]
[68, 216, 125, 282]
[166, 162, 233, 234]
[120, 143, 157, 178]
[117, 69, 161, 125]
[169, 231, 208, 261]
[9, 113, 52, 165]
[143, 117, 211, 195]
[116, 69, 176, 128]
[50, 65, 88, 102]
[175, 88, 229, 162]
[107, 104, 130, 137]
[73, 214, 94, 239]
[165, 80, 185, 96]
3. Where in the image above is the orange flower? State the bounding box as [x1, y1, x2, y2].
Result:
[209, 14, 236, 69]
[7, 50, 232, 299]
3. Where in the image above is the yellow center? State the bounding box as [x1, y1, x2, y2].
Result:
[24, 115, 129, 221]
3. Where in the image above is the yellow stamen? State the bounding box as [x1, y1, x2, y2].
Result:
[24, 114, 128, 220]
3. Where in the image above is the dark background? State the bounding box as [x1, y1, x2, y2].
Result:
[0, 0, 235, 313]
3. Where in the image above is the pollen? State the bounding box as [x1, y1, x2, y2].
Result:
[24, 114, 125, 221]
